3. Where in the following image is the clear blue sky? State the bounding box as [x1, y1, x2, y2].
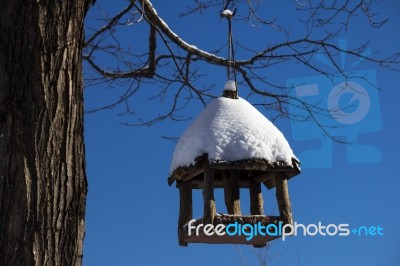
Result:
[83, 1, 400, 265]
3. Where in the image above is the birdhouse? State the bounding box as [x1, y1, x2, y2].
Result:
[168, 81, 301, 247]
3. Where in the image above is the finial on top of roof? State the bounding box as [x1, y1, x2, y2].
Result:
[223, 80, 238, 99]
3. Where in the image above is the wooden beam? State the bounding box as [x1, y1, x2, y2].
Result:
[222, 170, 242, 215]
[275, 176, 293, 225]
[249, 182, 264, 215]
[203, 166, 216, 225]
[253, 171, 276, 189]
[178, 181, 192, 247]
[191, 175, 250, 189]
[253, 172, 272, 183]
[181, 168, 204, 182]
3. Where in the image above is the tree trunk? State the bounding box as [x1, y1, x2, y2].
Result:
[0, 0, 91, 265]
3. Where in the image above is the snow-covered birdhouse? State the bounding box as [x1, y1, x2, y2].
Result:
[168, 81, 301, 247]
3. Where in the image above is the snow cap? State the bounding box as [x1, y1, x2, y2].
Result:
[170, 96, 297, 174]
[223, 80, 237, 91]
[221, 9, 234, 19]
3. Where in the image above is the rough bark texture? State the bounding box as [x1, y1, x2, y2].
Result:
[249, 182, 263, 215]
[275, 177, 293, 226]
[203, 166, 215, 225]
[222, 170, 241, 215]
[0, 0, 91, 265]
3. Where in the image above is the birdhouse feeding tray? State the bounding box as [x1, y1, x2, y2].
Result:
[168, 82, 301, 247]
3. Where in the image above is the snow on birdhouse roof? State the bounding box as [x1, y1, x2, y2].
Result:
[170, 96, 298, 174]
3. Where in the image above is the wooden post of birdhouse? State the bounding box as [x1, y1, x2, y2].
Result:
[203, 164, 216, 225]
[177, 180, 192, 246]
[249, 181, 264, 215]
[249, 178, 265, 248]
[222, 170, 241, 215]
[275, 175, 293, 226]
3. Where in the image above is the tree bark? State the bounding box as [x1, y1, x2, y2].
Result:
[0, 0, 91, 265]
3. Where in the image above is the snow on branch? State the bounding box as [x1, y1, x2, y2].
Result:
[138, 0, 227, 65]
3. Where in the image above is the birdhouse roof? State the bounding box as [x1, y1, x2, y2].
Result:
[170, 97, 298, 176]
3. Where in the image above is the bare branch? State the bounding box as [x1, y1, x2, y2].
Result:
[83, 0, 399, 141]
[85, 2, 135, 47]
[137, 0, 227, 65]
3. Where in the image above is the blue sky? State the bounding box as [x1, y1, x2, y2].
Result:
[83, 1, 400, 265]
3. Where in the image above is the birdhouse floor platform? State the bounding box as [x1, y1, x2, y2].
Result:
[181, 214, 284, 246]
